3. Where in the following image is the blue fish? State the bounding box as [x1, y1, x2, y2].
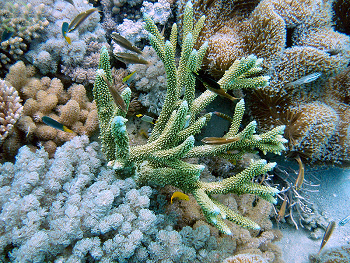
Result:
[286, 72, 322, 87]
[1, 29, 13, 43]
[61, 22, 71, 44]
[42, 116, 73, 133]
[339, 214, 350, 226]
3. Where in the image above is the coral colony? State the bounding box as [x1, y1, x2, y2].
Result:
[93, 2, 286, 234]
[0, 0, 349, 262]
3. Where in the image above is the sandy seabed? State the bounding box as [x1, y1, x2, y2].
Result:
[276, 166, 350, 263]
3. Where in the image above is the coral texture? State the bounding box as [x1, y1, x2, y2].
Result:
[3, 61, 98, 157]
[0, 135, 277, 262]
[182, 0, 350, 163]
[127, 45, 167, 115]
[222, 253, 268, 263]
[309, 244, 350, 263]
[0, 79, 23, 143]
[141, 0, 172, 25]
[23, 0, 107, 84]
[93, 1, 286, 234]
[0, 2, 49, 75]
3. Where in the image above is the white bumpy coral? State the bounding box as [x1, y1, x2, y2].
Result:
[0, 79, 23, 143]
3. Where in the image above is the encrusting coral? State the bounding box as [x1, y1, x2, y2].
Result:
[2, 61, 98, 158]
[93, 1, 287, 234]
[0, 79, 23, 144]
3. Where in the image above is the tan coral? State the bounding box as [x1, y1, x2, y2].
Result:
[185, 0, 350, 164]
[222, 253, 268, 263]
[2, 61, 99, 158]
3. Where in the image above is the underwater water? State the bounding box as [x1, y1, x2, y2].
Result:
[0, 0, 349, 262]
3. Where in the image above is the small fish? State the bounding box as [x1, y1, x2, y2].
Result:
[201, 137, 240, 145]
[326, 49, 341, 56]
[339, 214, 350, 226]
[139, 129, 149, 139]
[122, 71, 136, 86]
[114, 52, 150, 65]
[136, 114, 157, 124]
[171, 191, 189, 204]
[62, 0, 75, 6]
[99, 71, 127, 113]
[259, 173, 266, 185]
[1, 29, 13, 43]
[286, 72, 322, 87]
[61, 22, 71, 44]
[213, 111, 233, 122]
[318, 221, 336, 255]
[42, 116, 73, 133]
[295, 155, 304, 191]
[68, 8, 99, 32]
[277, 195, 288, 221]
[191, 71, 239, 101]
[111, 33, 143, 54]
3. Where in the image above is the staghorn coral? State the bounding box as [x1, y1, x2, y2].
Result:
[0, 2, 49, 76]
[0, 79, 23, 144]
[167, 189, 283, 262]
[93, 1, 287, 234]
[3, 61, 98, 158]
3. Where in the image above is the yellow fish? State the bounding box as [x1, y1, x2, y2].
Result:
[111, 33, 143, 54]
[277, 195, 288, 222]
[68, 8, 99, 33]
[123, 71, 136, 86]
[295, 155, 304, 190]
[318, 221, 336, 255]
[191, 70, 240, 102]
[99, 70, 127, 113]
[171, 191, 189, 204]
[114, 52, 150, 65]
[136, 114, 157, 124]
[201, 137, 240, 145]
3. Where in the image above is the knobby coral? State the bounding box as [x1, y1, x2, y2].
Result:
[93, 1, 287, 234]
[3, 61, 98, 158]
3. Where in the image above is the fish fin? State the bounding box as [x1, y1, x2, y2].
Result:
[63, 126, 74, 133]
[64, 36, 71, 44]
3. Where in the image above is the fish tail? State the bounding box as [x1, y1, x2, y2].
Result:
[63, 126, 74, 133]
[65, 36, 71, 44]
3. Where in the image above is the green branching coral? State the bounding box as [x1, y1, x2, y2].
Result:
[93, 1, 287, 234]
